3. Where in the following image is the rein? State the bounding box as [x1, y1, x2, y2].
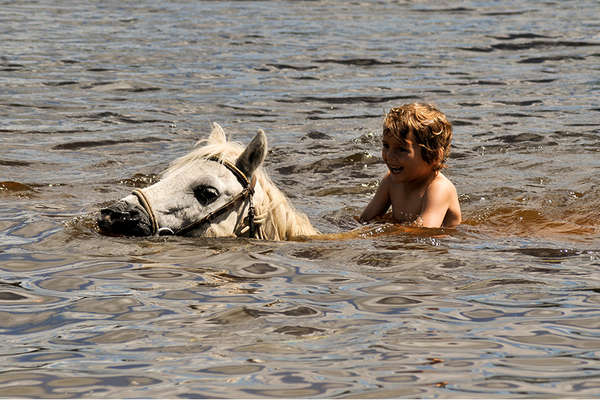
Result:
[132, 156, 258, 238]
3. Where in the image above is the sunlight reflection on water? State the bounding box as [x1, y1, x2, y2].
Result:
[1, 0, 600, 397]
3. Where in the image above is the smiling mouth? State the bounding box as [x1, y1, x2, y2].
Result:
[389, 166, 404, 174]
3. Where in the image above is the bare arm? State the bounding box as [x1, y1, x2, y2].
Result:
[418, 177, 460, 228]
[359, 173, 391, 222]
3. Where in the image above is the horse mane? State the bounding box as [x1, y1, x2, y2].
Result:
[164, 123, 318, 240]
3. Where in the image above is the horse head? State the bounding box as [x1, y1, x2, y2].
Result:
[97, 123, 317, 240]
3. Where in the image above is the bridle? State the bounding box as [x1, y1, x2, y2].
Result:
[131, 156, 258, 238]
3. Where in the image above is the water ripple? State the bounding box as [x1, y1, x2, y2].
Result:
[1, 0, 600, 397]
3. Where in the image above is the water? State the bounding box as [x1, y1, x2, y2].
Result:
[1, 0, 600, 397]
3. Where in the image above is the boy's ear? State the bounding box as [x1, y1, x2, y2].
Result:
[432, 148, 445, 169]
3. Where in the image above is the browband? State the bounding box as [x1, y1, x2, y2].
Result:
[206, 155, 250, 188]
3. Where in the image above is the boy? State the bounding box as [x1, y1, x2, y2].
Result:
[360, 103, 461, 228]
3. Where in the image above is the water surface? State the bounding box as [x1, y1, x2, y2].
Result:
[1, 0, 600, 397]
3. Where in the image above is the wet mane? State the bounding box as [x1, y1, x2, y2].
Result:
[164, 123, 318, 240]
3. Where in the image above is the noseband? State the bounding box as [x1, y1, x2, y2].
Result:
[132, 156, 257, 238]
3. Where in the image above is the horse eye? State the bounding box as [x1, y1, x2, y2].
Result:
[193, 185, 220, 206]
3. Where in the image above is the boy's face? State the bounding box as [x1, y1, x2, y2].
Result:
[382, 130, 434, 184]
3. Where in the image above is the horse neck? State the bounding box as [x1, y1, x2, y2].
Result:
[254, 174, 318, 240]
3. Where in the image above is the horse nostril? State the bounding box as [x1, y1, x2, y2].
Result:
[100, 206, 137, 223]
[101, 208, 126, 220]
[100, 208, 117, 220]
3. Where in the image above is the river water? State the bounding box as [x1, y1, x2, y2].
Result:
[1, 0, 600, 398]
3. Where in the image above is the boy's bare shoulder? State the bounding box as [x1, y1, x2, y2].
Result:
[428, 172, 458, 198]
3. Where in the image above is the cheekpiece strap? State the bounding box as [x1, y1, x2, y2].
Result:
[174, 156, 257, 238]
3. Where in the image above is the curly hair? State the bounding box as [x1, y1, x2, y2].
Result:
[383, 103, 453, 171]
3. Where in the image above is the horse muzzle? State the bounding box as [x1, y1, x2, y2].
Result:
[97, 200, 154, 236]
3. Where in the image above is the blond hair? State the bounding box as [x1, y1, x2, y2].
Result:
[383, 103, 452, 171]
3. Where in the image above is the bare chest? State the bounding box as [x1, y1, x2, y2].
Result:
[389, 188, 425, 223]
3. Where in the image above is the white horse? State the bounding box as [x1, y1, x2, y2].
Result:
[98, 123, 318, 240]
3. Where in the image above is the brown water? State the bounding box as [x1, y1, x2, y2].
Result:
[1, 0, 600, 397]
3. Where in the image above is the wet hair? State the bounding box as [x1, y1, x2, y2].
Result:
[383, 103, 452, 171]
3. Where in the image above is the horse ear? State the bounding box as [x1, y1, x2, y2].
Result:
[236, 129, 267, 178]
[209, 122, 227, 144]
